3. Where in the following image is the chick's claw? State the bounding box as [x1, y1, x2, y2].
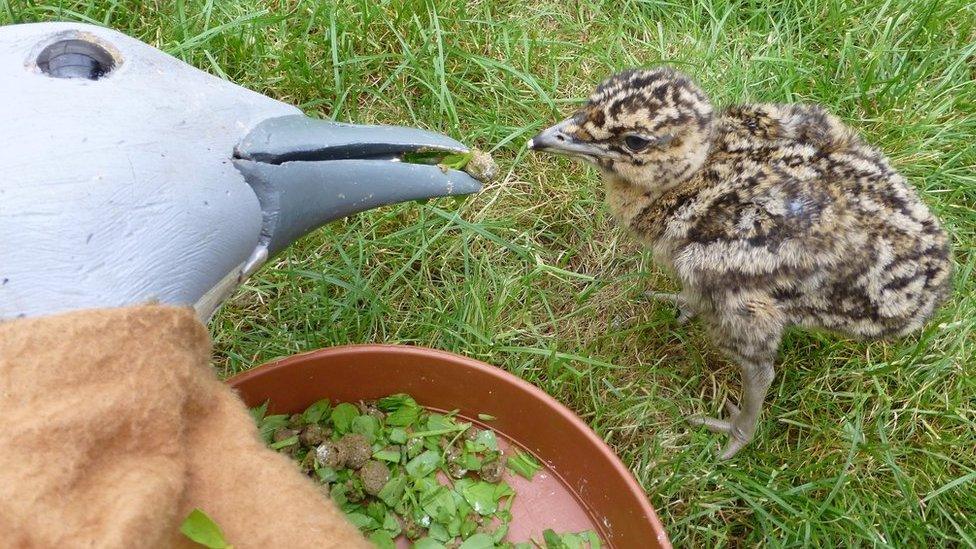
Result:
[717, 436, 750, 460]
[687, 400, 753, 460]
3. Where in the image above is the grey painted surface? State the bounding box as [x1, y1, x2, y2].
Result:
[236, 157, 481, 257]
[0, 23, 481, 321]
[234, 114, 481, 257]
[236, 113, 470, 163]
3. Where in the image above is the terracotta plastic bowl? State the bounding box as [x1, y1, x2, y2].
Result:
[227, 344, 670, 548]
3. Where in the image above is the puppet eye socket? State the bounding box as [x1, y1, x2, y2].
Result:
[37, 38, 118, 80]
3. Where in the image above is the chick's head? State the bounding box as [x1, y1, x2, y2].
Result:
[530, 67, 714, 194]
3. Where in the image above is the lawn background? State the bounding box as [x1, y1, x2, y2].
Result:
[4, 0, 974, 546]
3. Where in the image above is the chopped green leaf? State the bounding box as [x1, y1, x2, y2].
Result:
[428, 521, 451, 542]
[373, 448, 401, 462]
[377, 475, 407, 507]
[269, 435, 298, 450]
[507, 450, 542, 480]
[460, 453, 482, 470]
[445, 513, 463, 538]
[458, 532, 494, 549]
[460, 514, 478, 539]
[401, 150, 446, 165]
[368, 530, 395, 549]
[561, 533, 584, 549]
[409, 426, 468, 438]
[352, 415, 380, 443]
[366, 501, 387, 523]
[491, 523, 509, 543]
[471, 429, 498, 452]
[388, 427, 408, 444]
[477, 413, 496, 421]
[386, 402, 422, 427]
[539, 530, 601, 549]
[345, 512, 380, 530]
[543, 529, 568, 549]
[179, 508, 231, 549]
[457, 480, 503, 516]
[413, 538, 447, 549]
[256, 414, 288, 444]
[315, 466, 338, 483]
[426, 413, 458, 432]
[301, 399, 331, 424]
[330, 482, 348, 508]
[382, 511, 401, 536]
[420, 485, 457, 523]
[331, 403, 360, 434]
[248, 400, 269, 423]
[405, 450, 442, 479]
[377, 393, 418, 411]
[439, 152, 474, 171]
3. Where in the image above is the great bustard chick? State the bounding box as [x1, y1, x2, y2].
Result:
[529, 68, 952, 459]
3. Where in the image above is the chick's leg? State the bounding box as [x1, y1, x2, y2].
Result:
[689, 317, 781, 459]
[645, 291, 696, 324]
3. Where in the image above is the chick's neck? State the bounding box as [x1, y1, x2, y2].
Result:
[601, 128, 716, 243]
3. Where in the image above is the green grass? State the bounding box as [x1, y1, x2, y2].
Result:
[5, 0, 974, 545]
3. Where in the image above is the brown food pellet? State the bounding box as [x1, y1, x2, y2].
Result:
[444, 444, 462, 463]
[337, 433, 372, 469]
[358, 401, 386, 422]
[405, 437, 423, 459]
[315, 441, 342, 469]
[273, 427, 299, 442]
[359, 460, 390, 495]
[272, 428, 300, 452]
[463, 149, 499, 182]
[300, 450, 316, 474]
[448, 462, 467, 479]
[300, 423, 327, 446]
[479, 455, 506, 483]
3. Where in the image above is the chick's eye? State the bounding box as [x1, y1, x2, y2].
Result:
[624, 135, 651, 152]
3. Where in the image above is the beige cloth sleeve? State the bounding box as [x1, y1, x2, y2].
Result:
[0, 305, 369, 549]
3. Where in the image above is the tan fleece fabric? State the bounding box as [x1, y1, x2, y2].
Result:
[0, 305, 369, 549]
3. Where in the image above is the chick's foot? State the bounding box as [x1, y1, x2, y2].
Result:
[687, 400, 756, 460]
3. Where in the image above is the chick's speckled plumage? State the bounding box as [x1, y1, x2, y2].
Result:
[531, 67, 951, 458]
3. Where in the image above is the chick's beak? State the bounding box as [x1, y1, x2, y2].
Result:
[527, 118, 602, 159]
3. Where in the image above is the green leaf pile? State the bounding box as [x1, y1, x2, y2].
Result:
[252, 394, 601, 549]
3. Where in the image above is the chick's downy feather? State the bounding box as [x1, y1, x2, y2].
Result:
[531, 68, 951, 458]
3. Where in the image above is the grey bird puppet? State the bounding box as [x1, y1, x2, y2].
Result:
[0, 23, 482, 322]
[529, 67, 951, 458]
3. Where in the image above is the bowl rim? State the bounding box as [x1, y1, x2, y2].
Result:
[227, 343, 671, 548]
